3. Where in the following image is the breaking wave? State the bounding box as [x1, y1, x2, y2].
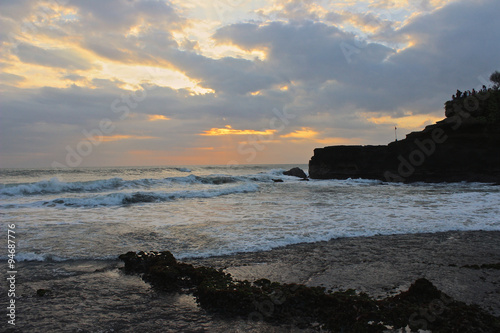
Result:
[39, 183, 260, 207]
[0, 177, 124, 196]
[0, 169, 294, 197]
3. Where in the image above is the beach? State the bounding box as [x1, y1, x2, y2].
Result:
[8, 230, 500, 332]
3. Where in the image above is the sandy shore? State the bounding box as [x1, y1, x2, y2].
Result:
[189, 230, 500, 317]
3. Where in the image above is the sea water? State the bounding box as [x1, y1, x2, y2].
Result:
[1, 164, 499, 262]
[1, 165, 500, 331]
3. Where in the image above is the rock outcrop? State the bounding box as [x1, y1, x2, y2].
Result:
[309, 88, 500, 183]
[120, 251, 500, 332]
[283, 167, 308, 179]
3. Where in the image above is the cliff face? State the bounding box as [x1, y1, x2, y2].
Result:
[309, 89, 500, 183]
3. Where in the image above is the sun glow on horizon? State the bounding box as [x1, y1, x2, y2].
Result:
[365, 113, 442, 130]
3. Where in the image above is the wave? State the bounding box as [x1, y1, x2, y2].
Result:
[39, 183, 259, 207]
[0, 174, 245, 197]
[0, 177, 126, 196]
[5, 252, 67, 262]
[0, 252, 120, 262]
[175, 167, 191, 173]
[0, 168, 295, 197]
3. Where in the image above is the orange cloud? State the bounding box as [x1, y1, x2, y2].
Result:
[189, 147, 215, 150]
[147, 115, 171, 121]
[200, 125, 277, 136]
[280, 127, 319, 139]
[315, 137, 364, 145]
[364, 113, 442, 129]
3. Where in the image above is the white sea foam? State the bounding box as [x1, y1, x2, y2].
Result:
[0, 177, 124, 196]
[2, 165, 499, 262]
[10, 252, 65, 262]
[0, 174, 253, 197]
[38, 183, 260, 207]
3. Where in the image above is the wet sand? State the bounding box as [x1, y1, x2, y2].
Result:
[190, 230, 500, 317]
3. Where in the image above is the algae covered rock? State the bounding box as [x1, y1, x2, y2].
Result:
[119, 251, 500, 332]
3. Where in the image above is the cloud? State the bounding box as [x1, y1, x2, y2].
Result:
[164, 48, 281, 95]
[280, 127, 318, 139]
[0, 72, 25, 84]
[147, 115, 170, 121]
[62, 73, 86, 82]
[100, 134, 157, 142]
[1, 0, 499, 167]
[66, 0, 182, 32]
[214, 21, 395, 85]
[15, 43, 94, 70]
[200, 125, 277, 136]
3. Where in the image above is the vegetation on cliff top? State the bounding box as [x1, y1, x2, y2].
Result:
[444, 71, 500, 126]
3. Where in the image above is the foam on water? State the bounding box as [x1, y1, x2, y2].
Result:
[0, 174, 257, 197]
[44, 183, 259, 207]
[1, 165, 499, 262]
[12, 252, 67, 262]
[0, 177, 124, 196]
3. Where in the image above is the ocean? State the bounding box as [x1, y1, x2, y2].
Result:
[1, 165, 500, 331]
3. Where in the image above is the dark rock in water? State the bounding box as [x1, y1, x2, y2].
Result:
[122, 193, 160, 204]
[309, 88, 500, 183]
[119, 251, 500, 332]
[272, 179, 284, 182]
[283, 167, 308, 179]
[36, 289, 51, 297]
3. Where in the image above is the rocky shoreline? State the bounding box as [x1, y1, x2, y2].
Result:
[11, 231, 500, 332]
[189, 230, 500, 316]
[121, 230, 500, 332]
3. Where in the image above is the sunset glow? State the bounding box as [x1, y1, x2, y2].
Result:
[148, 115, 171, 121]
[1, 0, 498, 167]
[280, 128, 319, 140]
[201, 125, 277, 136]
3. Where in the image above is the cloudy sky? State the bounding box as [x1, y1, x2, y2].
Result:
[0, 0, 499, 168]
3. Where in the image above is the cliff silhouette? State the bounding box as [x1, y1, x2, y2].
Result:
[309, 76, 500, 183]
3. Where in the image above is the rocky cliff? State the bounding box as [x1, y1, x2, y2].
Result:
[309, 88, 500, 183]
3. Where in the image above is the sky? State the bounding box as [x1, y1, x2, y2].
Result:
[0, 0, 499, 168]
